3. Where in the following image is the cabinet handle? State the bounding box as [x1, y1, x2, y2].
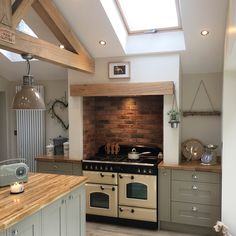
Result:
[131, 176, 134, 180]
[192, 185, 198, 190]
[119, 175, 123, 179]
[163, 172, 167, 176]
[69, 195, 73, 200]
[112, 174, 115, 178]
[192, 206, 197, 212]
[100, 173, 104, 177]
[192, 174, 198, 180]
[12, 229, 18, 235]
[100, 186, 104, 190]
[53, 165, 58, 169]
[61, 199, 65, 204]
[131, 209, 135, 213]
[119, 207, 135, 213]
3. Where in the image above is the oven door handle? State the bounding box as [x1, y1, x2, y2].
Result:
[100, 173, 115, 178]
[119, 174, 135, 180]
[119, 207, 135, 213]
[100, 186, 116, 191]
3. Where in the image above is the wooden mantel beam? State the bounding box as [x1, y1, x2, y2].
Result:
[70, 82, 174, 97]
[0, 25, 95, 73]
[12, 0, 36, 29]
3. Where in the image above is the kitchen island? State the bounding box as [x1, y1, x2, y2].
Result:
[0, 173, 87, 236]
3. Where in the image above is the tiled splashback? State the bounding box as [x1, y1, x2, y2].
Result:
[83, 96, 163, 159]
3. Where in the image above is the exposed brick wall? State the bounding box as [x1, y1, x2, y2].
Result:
[83, 96, 163, 159]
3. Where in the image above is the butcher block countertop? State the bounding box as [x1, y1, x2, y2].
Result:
[0, 173, 87, 230]
[158, 160, 221, 173]
[35, 155, 82, 163]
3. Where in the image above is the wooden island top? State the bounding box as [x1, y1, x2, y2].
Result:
[0, 173, 87, 230]
[35, 155, 82, 163]
[158, 160, 221, 173]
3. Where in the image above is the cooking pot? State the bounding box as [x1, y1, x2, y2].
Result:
[128, 148, 151, 160]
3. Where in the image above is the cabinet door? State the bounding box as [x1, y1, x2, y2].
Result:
[8, 212, 41, 236]
[158, 169, 171, 221]
[41, 198, 65, 236]
[67, 187, 86, 236]
[0, 231, 6, 236]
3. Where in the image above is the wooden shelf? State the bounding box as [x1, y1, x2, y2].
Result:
[70, 81, 174, 97]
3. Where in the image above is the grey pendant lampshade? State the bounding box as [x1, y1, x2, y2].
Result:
[12, 54, 46, 110]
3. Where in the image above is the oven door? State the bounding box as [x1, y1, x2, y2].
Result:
[119, 174, 156, 209]
[86, 183, 118, 217]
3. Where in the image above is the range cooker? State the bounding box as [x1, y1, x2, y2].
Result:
[82, 144, 162, 228]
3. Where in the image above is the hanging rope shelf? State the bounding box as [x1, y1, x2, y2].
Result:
[182, 80, 221, 117]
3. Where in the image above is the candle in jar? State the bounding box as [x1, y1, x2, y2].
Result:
[10, 182, 24, 194]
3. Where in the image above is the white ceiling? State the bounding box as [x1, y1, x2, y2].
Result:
[0, 0, 229, 81]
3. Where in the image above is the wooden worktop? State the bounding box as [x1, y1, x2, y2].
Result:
[158, 161, 221, 173]
[0, 173, 87, 230]
[35, 155, 82, 163]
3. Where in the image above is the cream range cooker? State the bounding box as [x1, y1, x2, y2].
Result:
[82, 144, 162, 228]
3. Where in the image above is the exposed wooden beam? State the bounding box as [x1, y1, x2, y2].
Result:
[70, 82, 174, 97]
[0, 25, 95, 73]
[12, 0, 35, 29]
[32, 0, 92, 62]
[0, 0, 12, 27]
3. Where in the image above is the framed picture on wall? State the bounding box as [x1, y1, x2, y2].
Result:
[108, 62, 130, 79]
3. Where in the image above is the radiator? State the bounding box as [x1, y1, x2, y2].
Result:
[16, 85, 45, 172]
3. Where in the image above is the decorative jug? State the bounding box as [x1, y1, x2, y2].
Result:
[201, 144, 217, 165]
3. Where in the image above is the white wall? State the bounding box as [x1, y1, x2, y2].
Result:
[182, 73, 223, 155]
[0, 75, 9, 160]
[222, 0, 236, 233]
[68, 54, 181, 163]
[8, 80, 68, 157]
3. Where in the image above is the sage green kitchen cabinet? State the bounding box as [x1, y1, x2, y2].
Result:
[0, 232, 5, 236]
[158, 169, 221, 228]
[37, 161, 82, 176]
[41, 187, 85, 236]
[158, 169, 171, 221]
[8, 212, 41, 236]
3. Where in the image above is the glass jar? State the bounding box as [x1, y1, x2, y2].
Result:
[201, 144, 217, 165]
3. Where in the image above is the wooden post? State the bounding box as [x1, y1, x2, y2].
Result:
[0, 0, 12, 27]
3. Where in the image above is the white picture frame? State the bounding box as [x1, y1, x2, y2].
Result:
[108, 62, 130, 79]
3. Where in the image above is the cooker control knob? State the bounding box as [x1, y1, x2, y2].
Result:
[85, 165, 88, 169]
[90, 165, 93, 170]
[143, 169, 147, 174]
[137, 168, 141, 173]
[110, 166, 113, 171]
[105, 166, 108, 171]
[148, 169, 152, 174]
[95, 166, 98, 170]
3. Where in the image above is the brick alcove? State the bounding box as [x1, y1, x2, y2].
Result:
[83, 96, 163, 159]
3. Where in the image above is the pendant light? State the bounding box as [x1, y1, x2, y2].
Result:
[12, 54, 46, 110]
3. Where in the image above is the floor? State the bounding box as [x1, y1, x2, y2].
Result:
[86, 222, 200, 236]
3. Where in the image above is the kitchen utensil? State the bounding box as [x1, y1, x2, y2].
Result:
[182, 139, 204, 161]
[114, 143, 120, 155]
[105, 143, 111, 154]
[128, 148, 151, 160]
[110, 143, 115, 155]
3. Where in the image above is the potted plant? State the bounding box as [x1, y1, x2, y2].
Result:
[167, 109, 180, 128]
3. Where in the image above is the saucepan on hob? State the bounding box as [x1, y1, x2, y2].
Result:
[128, 148, 151, 160]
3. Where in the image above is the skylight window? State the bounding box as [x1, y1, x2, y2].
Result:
[0, 20, 38, 62]
[116, 0, 181, 34]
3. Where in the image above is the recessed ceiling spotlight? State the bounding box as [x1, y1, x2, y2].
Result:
[99, 40, 106, 46]
[201, 30, 209, 36]
[59, 44, 65, 49]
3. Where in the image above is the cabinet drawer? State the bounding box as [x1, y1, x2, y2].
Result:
[83, 171, 118, 185]
[72, 163, 82, 176]
[37, 162, 73, 173]
[119, 205, 156, 222]
[172, 170, 220, 183]
[172, 202, 220, 227]
[172, 180, 220, 205]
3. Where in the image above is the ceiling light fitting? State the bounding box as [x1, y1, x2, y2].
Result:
[201, 30, 209, 36]
[12, 54, 46, 110]
[99, 40, 106, 46]
[59, 44, 65, 49]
